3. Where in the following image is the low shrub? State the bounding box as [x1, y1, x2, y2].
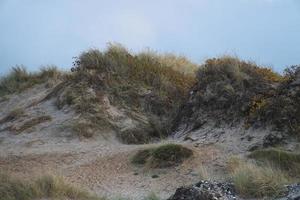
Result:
[174, 56, 300, 135]
[131, 144, 193, 168]
[251, 65, 300, 135]
[195, 56, 281, 115]
[131, 149, 152, 165]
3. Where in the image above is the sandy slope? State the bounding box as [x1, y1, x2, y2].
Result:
[0, 84, 233, 199]
[2, 83, 286, 199]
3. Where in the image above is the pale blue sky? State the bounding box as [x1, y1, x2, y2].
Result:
[1, 0, 300, 75]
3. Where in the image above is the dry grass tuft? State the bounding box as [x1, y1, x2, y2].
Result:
[227, 157, 291, 198]
[13, 115, 52, 133]
[249, 148, 300, 174]
[0, 66, 63, 97]
[0, 173, 101, 200]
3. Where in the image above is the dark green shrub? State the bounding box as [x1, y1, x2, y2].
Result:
[131, 149, 152, 165]
[131, 144, 193, 168]
[151, 144, 193, 168]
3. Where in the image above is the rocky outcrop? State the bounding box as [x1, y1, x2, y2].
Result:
[167, 180, 238, 200]
[168, 181, 300, 200]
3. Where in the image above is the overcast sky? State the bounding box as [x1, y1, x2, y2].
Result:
[1, 0, 300, 75]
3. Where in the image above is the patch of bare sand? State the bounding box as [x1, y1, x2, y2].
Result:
[0, 141, 226, 200]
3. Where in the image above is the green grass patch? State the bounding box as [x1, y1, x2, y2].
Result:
[131, 144, 193, 168]
[131, 149, 152, 165]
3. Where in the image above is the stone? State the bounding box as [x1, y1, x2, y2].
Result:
[168, 180, 238, 200]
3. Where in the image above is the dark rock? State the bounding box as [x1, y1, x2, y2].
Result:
[184, 136, 198, 142]
[168, 181, 300, 200]
[151, 174, 159, 178]
[168, 180, 238, 200]
[245, 135, 254, 141]
[263, 133, 285, 147]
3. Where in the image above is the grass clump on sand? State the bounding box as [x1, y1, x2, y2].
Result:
[0, 173, 101, 200]
[227, 157, 291, 198]
[71, 119, 98, 138]
[131, 149, 152, 165]
[0, 108, 24, 124]
[249, 148, 300, 173]
[131, 144, 193, 168]
[0, 66, 62, 97]
[13, 115, 52, 133]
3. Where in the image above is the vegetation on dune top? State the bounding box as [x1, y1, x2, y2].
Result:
[175, 56, 300, 135]
[194, 56, 283, 117]
[0, 44, 198, 142]
[1, 44, 299, 138]
[131, 144, 193, 168]
[56, 44, 198, 141]
[71, 44, 197, 99]
[0, 66, 63, 97]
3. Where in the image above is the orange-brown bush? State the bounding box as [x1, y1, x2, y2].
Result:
[193, 56, 279, 120]
[173, 56, 300, 135]
[250, 65, 300, 135]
